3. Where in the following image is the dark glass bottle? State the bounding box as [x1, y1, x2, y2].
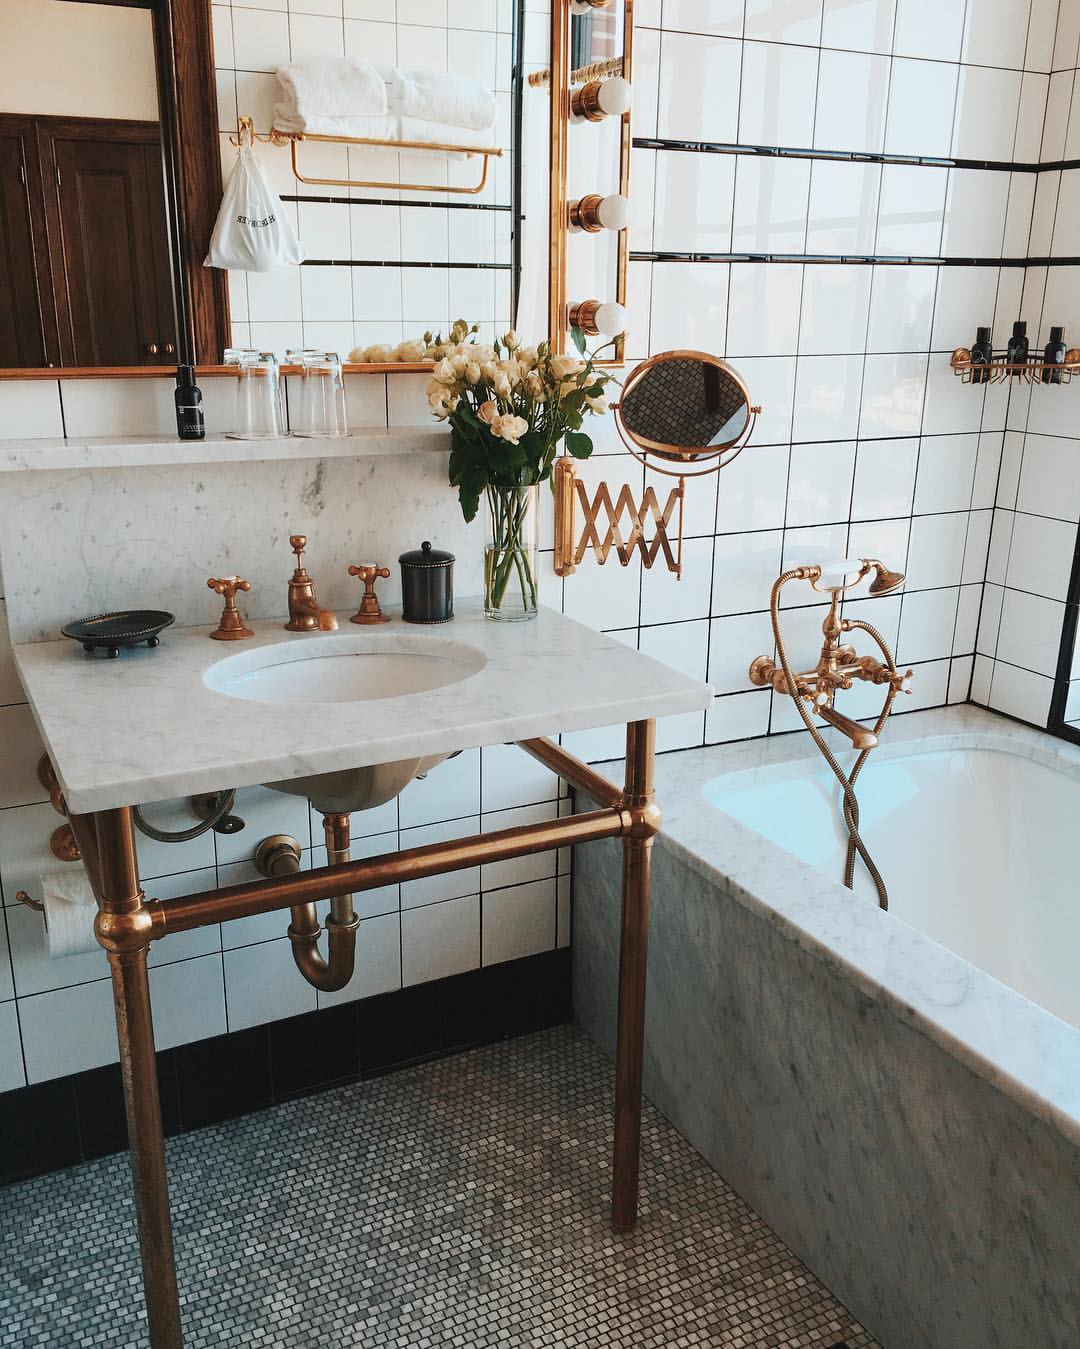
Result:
[174, 365, 205, 440]
[1042, 325, 1066, 384]
[970, 326, 993, 384]
[1006, 321, 1029, 372]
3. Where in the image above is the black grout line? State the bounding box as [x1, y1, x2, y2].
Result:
[630, 250, 1080, 266]
[633, 134, 1080, 175]
[300, 259, 512, 270]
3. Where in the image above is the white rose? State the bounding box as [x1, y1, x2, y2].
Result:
[516, 346, 538, 370]
[550, 355, 584, 380]
[480, 360, 498, 383]
[493, 372, 512, 397]
[525, 371, 545, 399]
[501, 329, 519, 350]
[433, 357, 458, 386]
[478, 400, 499, 425]
[450, 351, 469, 374]
[586, 394, 608, 414]
[465, 362, 482, 384]
[493, 413, 529, 445]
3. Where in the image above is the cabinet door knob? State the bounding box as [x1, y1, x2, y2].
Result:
[145, 342, 159, 355]
[163, 341, 175, 355]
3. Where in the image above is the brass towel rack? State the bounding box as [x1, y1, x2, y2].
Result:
[229, 115, 503, 195]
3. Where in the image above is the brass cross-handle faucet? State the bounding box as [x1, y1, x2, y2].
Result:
[347, 563, 391, 624]
[207, 576, 254, 641]
[285, 534, 339, 632]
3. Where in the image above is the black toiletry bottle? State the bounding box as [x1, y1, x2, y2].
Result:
[174, 365, 205, 440]
[1006, 320, 1029, 372]
[970, 326, 993, 384]
[1042, 325, 1067, 384]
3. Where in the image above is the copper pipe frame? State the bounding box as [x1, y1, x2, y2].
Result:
[78, 725, 658, 1346]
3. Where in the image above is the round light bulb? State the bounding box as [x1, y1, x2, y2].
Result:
[596, 193, 631, 231]
[593, 301, 627, 338]
[596, 76, 633, 117]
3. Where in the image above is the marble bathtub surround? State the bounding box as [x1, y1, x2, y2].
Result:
[574, 704, 1080, 1349]
[633, 705, 1080, 1140]
[13, 603, 712, 814]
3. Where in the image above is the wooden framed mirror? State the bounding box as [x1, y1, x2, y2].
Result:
[0, 0, 224, 374]
[1, 0, 559, 378]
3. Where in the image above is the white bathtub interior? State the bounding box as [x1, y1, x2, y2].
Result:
[705, 745, 1079, 1030]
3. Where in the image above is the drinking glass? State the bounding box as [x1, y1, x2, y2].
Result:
[223, 349, 284, 439]
[286, 349, 348, 438]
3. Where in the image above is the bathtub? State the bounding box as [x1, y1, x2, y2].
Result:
[572, 706, 1080, 1349]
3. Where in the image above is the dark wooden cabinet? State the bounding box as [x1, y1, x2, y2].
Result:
[0, 118, 49, 367]
[0, 114, 177, 368]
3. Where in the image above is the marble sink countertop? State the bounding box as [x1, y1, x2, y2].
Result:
[13, 601, 712, 814]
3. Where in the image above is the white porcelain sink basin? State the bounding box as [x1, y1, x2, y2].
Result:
[204, 633, 486, 705]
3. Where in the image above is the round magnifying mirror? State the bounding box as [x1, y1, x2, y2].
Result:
[616, 350, 755, 467]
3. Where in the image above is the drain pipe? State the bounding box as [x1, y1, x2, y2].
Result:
[254, 813, 360, 991]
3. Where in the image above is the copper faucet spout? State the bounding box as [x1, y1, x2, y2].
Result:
[284, 533, 339, 631]
[817, 704, 878, 750]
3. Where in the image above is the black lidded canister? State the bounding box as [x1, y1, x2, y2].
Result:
[399, 541, 454, 623]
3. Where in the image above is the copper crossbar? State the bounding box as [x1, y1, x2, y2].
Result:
[77, 728, 658, 1348]
[153, 805, 625, 936]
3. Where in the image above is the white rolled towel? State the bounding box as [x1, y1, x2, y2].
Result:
[273, 112, 397, 141]
[274, 57, 388, 134]
[385, 67, 496, 134]
[41, 869, 98, 958]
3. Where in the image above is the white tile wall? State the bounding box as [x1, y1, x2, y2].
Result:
[624, 0, 1076, 743]
[213, 0, 517, 354]
[971, 7, 1080, 725]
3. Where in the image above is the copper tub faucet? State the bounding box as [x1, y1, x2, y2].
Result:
[285, 534, 339, 632]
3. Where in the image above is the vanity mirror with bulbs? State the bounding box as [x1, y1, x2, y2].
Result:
[522, 0, 633, 359]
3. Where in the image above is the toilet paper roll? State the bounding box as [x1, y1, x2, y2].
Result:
[41, 870, 98, 958]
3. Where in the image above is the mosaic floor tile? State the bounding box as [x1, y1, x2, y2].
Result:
[0, 1026, 879, 1347]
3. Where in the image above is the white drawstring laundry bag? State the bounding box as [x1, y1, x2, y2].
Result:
[204, 143, 304, 271]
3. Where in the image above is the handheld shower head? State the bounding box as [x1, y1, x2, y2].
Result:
[865, 560, 906, 596]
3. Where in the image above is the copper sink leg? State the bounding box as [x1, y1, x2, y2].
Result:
[611, 718, 658, 1231]
[94, 807, 182, 1349]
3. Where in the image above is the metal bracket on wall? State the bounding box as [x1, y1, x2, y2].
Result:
[553, 456, 685, 578]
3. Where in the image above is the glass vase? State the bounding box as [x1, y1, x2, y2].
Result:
[484, 484, 539, 620]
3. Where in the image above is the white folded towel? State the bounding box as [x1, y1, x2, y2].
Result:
[40, 869, 98, 958]
[274, 57, 388, 134]
[385, 67, 496, 133]
[273, 112, 397, 141]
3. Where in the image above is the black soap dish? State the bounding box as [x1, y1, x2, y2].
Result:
[62, 610, 175, 658]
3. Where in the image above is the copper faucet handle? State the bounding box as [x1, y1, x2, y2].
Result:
[208, 575, 250, 602]
[896, 668, 914, 694]
[207, 576, 254, 641]
[347, 563, 392, 625]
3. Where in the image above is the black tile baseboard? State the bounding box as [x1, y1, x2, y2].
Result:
[0, 949, 572, 1186]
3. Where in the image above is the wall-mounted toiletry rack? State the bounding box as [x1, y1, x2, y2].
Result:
[228, 115, 503, 196]
[949, 347, 1080, 384]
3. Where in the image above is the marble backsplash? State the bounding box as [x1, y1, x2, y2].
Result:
[0, 449, 493, 644]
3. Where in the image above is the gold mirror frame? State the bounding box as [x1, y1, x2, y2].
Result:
[613, 350, 760, 478]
